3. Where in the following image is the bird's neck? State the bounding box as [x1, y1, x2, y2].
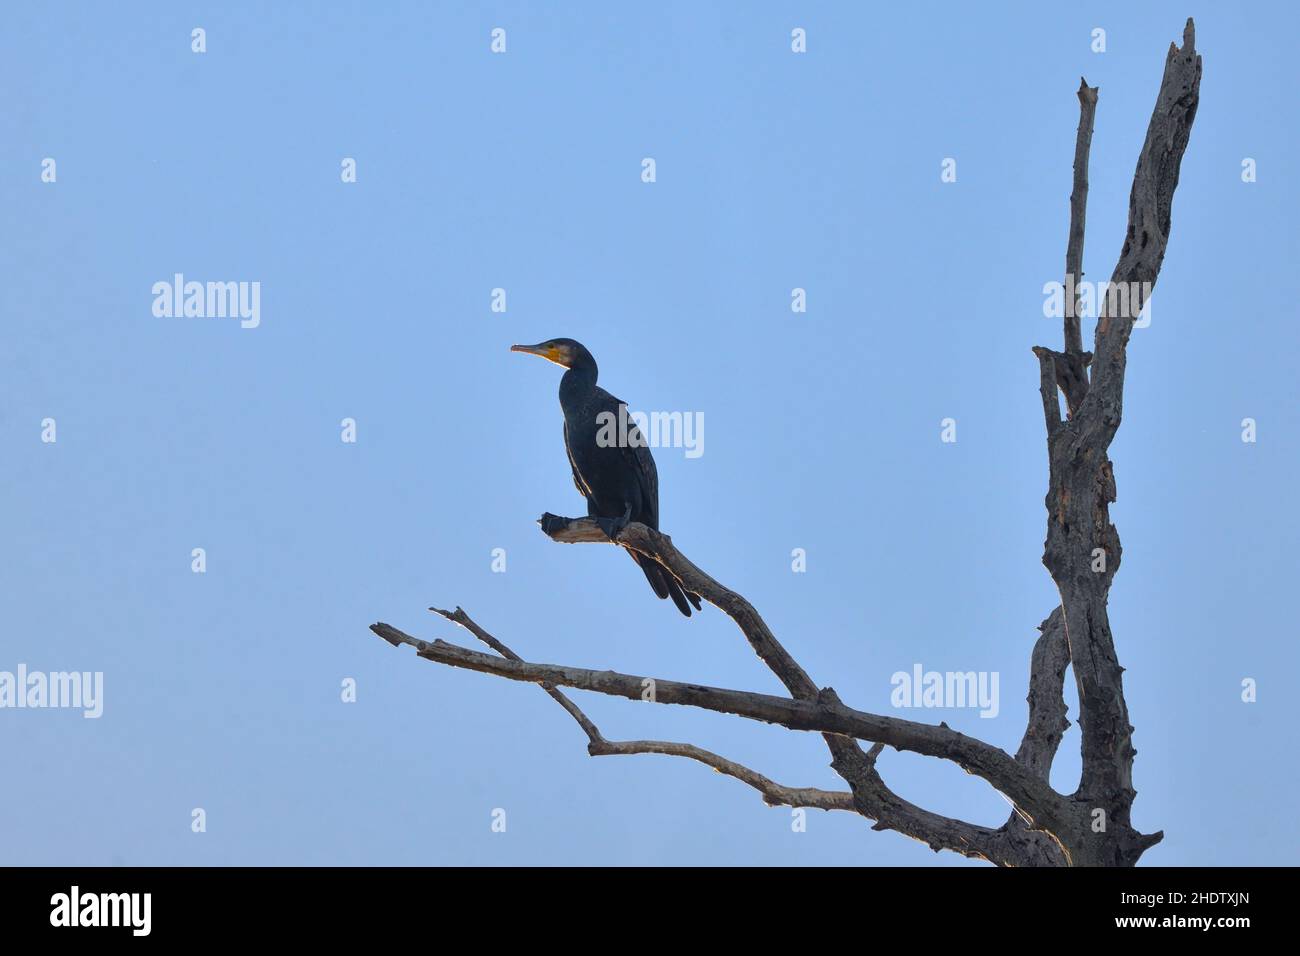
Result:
[559, 363, 598, 405]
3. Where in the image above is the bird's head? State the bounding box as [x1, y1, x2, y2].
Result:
[510, 338, 593, 370]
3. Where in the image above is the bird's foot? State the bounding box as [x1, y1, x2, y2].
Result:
[595, 514, 629, 541]
[538, 512, 570, 536]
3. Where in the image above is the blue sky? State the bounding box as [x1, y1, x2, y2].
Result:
[2, 2, 1295, 866]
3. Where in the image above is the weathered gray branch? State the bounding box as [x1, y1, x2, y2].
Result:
[1086, 19, 1201, 423]
[1032, 346, 1065, 437]
[1035, 79, 1099, 427]
[1014, 607, 1072, 782]
[409, 582, 1023, 859]
[1064, 78, 1099, 360]
[371, 608, 1075, 846]
[590, 739, 857, 813]
[425, 605, 854, 812]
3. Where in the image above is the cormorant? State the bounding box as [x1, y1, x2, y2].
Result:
[511, 338, 703, 617]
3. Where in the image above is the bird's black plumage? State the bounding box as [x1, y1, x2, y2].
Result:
[512, 338, 702, 617]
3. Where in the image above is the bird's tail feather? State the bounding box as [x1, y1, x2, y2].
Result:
[628, 550, 701, 617]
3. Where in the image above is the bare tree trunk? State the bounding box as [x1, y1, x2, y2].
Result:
[1034, 18, 1201, 866]
[370, 20, 1201, 866]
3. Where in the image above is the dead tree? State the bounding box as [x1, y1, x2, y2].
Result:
[371, 21, 1201, 866]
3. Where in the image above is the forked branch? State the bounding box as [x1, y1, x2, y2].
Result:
[1030, 19, 1198, 865]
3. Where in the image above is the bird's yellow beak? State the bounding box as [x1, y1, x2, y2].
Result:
[511, 342, 564, 365]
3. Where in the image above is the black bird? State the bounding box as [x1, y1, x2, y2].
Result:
[511, 338, 702, 617]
